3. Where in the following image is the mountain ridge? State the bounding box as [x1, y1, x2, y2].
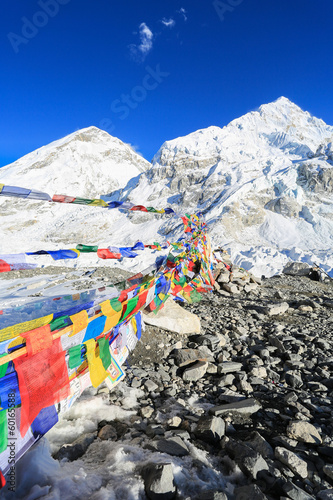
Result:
[1, 97, 333, 277]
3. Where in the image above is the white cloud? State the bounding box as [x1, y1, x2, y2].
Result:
[126, 143, 143, 157]
[178, 8, 187, 21]
[161, 18, 175, 28]
[129, 22, 153, 62]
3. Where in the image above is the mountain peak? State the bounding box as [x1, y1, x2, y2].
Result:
[258, 96, 304, 117]
[0, 126, 150, 197]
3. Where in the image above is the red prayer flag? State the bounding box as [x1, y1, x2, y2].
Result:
[0, 470, 6, 489]
[0, 260, 11, 273]
[14, 338, 70, 437]
[97, 249, 121, 259]
[23, 325, 53, 357]
[130, 205, 148, 212]
[52, 194, 75, 203]
[124, 289, 149, 319]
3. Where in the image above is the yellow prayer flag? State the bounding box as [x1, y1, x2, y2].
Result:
[89, 199, 108, 207]
[69, 310, 88, 337]
[0, 314, 53, 343]
[84, 338, 108, 387]
[101, 300, 122, 333]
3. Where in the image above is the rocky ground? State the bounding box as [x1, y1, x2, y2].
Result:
[45, 261, 333, 500]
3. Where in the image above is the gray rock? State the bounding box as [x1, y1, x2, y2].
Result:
[317, 490, 333, 500]
[244, 283, 259, 293]
[222, 283, 240, 294]
[268, 334, 286, 352]
[141, 406, 155, 419]
[143, 462, 177, 500]
[152, 436, 189, 456]
[144, 380, 159, 392]
[97, 425, 117, 441]
[182, 360, 208, 382]
[275, 446, 308, 478]
[55, 432, 96, 461]
[194, 415, 225, 444]
[131, 378, 142, 389]
[167, 416, 182, 428]
[323, 465, 333, 480]
[218, 373, 235, 387]
[225, 438, 268, 479]
[231, 324, 248, 336]
[210, 397, 261, 417]
[282, 481, 315, 499]
[217, 272, 230, 284]
[193, 491, 227, 500]
[239, 377, 254, 393]
[265, 302, 289, 316]
[287, 421, 322, 444]
[245, 431, 274, 458]
[217, 362, 243, 374]
[234, 484, 268, 500]
[173, 348, 206, 367]
[143, 298, 200, 334]
[306, 381, 328, 392]
[285, 371, 303, 388]
[283, 262, 311, 276]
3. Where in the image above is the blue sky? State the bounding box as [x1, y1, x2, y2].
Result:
[1, 0, 333, 166]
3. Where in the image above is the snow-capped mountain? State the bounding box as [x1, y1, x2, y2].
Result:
[0, 127, 152, 261]
[1, 98, 333, 277]
[123, 97, 333, 276]
[0, 126, 149, 195]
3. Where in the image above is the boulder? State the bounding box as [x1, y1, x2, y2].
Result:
[182, 360, 208, 382]
[283, 262, 311, 276]
[275, 446, 308, 478]
[194, 415, 225, 444]
[55, 432, 96, 461]
[151, 436, 189, 456]
[143, 462, 177, 500]
[287, 421, 322, 444]
[143, 298, 200, 334]
[225, 438, 268, 479]
[264, 302, 289, 316]
[173, 348, 207, 367]
[210, 398, 261, 417]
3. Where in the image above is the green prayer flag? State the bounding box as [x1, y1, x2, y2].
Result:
[97, 337, 111, 370]
[0, 409, 7, 453]
[76, 244, 98, 253]
[190, 290, 202, 303]
[72, 197, 93, 205]
[120, 295, 139, 321]
[68, 345, 82, 369]
[110, 298, 122, 312]
[0, 354, 8, 379]
[50, 316, 69, 332]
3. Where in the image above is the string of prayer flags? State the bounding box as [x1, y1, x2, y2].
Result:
[0, 239, 169, 273]
[0, 184, 176, 214]
[0, 210, 215, 485]
[26, 249, 80, 260]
